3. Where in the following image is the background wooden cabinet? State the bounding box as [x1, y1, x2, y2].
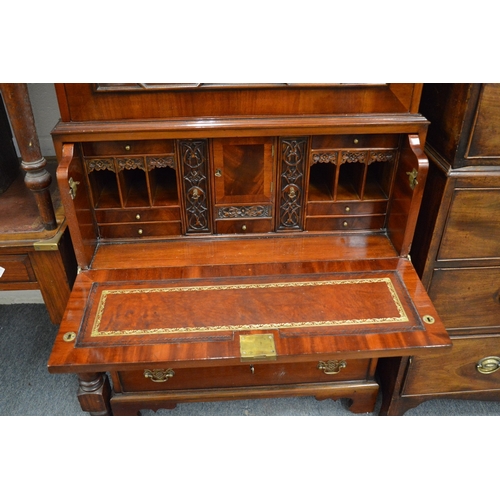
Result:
[379, 84, 500, 415]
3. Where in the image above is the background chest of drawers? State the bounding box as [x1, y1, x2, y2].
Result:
[378, 83, 500, 415]
[47, 84, 450, 415]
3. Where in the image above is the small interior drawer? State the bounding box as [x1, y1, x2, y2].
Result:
[82, 140, 175, 156]
[0, 254, 36, 283]
[215, 218, 274, 235]
[117, 358, 373, 393]
[305, 215, 386, 231]
[307, 201, 388, 217]
[95, 207, 180, 224]
[99, 221, 182, 239]
[403, 336, 500, 395]
[311, 134, 399, 150]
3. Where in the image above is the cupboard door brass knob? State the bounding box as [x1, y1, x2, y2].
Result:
[318, 360, 347, 375]
[144, 368, 175, 382]
[476, 356, 500, 375]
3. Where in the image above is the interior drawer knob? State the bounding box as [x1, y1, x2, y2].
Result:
[318, 360, 347, 375]
[476, 356, 500, 375]
[144, 368, 175, 382]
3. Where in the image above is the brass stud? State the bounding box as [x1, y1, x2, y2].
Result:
[63, 332, 76, 342]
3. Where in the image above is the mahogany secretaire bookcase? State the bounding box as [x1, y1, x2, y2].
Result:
[47, 84, 450, 415]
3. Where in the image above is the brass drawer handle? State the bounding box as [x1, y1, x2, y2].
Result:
[476, 356, 500, 375]
[144, 368, 175, 382]
[318, 360, 347, 375]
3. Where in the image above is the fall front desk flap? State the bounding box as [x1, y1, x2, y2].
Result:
[48, 261, 451, 372]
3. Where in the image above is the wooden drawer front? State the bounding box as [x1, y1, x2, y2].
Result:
[95, 207, 180, 224]
[215, 218, 274, 234]
[307, 201, 387, 217]
[0, 254, 36, 283]
[118, 358, 373, 393]
[429, 267, 500, 330]
[403, 336, 500, 395]
[305, 215, 385, 231]
[99, 221, 182, 239]
[468, 84, 500, 158]
[311, 134, 399, 150]
[438, 187, 500, 260]
[82, 140, 175, 156]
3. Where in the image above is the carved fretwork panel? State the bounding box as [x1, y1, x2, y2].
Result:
[277, 138, 308, 231]
[178, 140, 211, 234]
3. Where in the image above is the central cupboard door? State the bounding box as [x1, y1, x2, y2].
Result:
[212, 137, 276, 234]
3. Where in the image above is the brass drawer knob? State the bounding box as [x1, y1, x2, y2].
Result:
[342, 221, 348, 227]
[345, 206, 350, 213]
[318, 360, 347, 375]
[135, 214, 141, 220]
[242, 225, 247, 231]
[125, 144, 131, 151]
[144, 368, 175, 382]
[476, 356, 500, 375]
[138, 229, 143, 235]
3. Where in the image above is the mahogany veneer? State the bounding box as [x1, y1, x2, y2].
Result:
[47, 83, 450, 415]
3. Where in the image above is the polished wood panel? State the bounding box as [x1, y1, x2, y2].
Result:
[437, 185, 500, 260]
[403, 336, 500, 394]
[428, 267, 500, 331]
[56, 84, 422, 122]
[117, 358, 374, 392]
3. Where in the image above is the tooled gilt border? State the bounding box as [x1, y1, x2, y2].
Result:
[90, 278, 409, 337]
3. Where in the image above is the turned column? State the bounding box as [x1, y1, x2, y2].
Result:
[77, 372, 112, 416]
[0, 83, 56, 230]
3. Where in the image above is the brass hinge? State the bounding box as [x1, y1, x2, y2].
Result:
[406, 168, 418, 190]
[69, 177, 80, 199]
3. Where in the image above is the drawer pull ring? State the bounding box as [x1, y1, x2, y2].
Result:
[318, 360, 347, 375]
[144, 368, 175, 382]
[476, 356, 500, 375]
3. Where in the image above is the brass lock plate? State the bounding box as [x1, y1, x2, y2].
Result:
[240, 333, 277, 361]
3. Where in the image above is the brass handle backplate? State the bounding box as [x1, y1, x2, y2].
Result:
[318, 360, 347, 375]
[144, 368, 175, 382]
[476, 356, 500, 375]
